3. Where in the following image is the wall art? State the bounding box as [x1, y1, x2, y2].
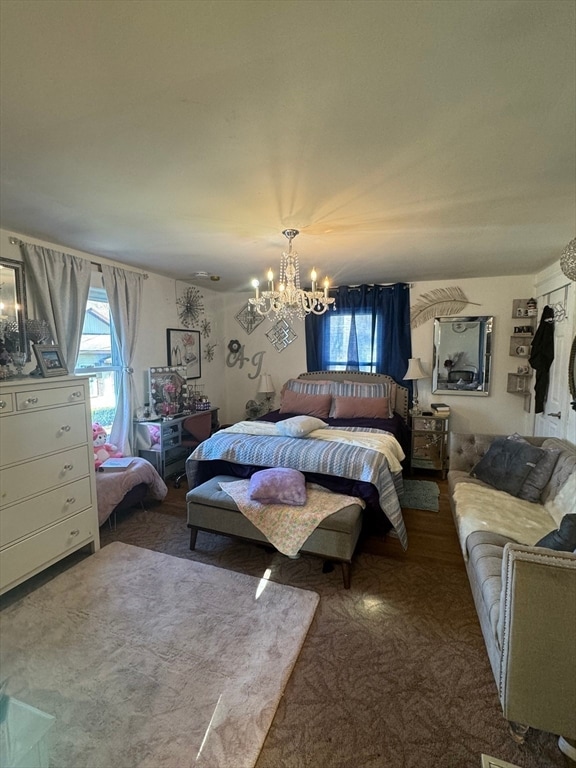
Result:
[266, 320, 297, 352]
[166, 328, 201, 379]
[410, 287, 480, 328]
[200, 318, 212, 338]
[204, 342, 217, 362]
[176, 285, 204, 328]
[235, 302, 265, 335]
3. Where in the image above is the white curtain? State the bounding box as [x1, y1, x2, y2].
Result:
[102, 264, 143, 456]
[20, 244, 91, 369]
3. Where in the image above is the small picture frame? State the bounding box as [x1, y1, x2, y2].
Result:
[166, 328, 201, 379]
[33, 344, 69, 378]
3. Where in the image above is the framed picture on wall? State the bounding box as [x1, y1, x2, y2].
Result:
[33, 344, 69, 377]
[166, 328, 201, 379]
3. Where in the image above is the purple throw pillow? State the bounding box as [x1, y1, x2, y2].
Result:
[249, 468, 307, 506]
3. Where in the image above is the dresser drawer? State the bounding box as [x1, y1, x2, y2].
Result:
[0, 508, 96, 594]
[0, 403, 88, 466]
[1, 478, 93, 547]
[15, 384, 85, 411]
[0, 446, 91, 508]
[0, 392, 14, 415]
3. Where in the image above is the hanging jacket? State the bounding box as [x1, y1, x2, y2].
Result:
[528, 305, 555, 413]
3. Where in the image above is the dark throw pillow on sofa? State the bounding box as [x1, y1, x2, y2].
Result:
[470, 437, 547, 497]
[535, 514, 576, 551]
[506, 434, 561, 503]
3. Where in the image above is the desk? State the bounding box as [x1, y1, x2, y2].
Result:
[134, 409, 219, 479]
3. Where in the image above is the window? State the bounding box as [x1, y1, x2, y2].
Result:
[323, 311, 381, 372]
[75, 285, 121, 431]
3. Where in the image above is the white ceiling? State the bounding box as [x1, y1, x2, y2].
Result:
[1, 0, 574, 292]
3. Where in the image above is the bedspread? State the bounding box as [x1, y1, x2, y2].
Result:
[95, 457, 168, 525]
[186, 426, 408, 548]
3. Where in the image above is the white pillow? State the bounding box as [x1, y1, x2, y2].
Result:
[544, 472, 576, 528]
[276, 415, 327, 438]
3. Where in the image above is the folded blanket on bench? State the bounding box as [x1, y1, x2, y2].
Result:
[219, 479, 365, 557]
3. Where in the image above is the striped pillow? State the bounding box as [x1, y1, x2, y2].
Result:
[283, 378, 333, 395]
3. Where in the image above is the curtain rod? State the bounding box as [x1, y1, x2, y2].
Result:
[9, 237, 149, 279]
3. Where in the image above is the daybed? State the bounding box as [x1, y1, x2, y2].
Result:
[95, 457, 168, 526]
[186, 372, 410, 585]
[448, 432, 576, 755]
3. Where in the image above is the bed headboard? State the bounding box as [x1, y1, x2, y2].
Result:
[297, 371, 409, 422]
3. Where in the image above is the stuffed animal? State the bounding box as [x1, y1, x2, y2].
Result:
[92, 422, 123, 469]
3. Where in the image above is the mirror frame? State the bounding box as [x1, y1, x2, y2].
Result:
[432, 315, 493, 396]
[0, 256, 28, 356]
[569, 334, 576, 412]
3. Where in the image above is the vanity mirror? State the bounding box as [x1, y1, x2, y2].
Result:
[0, 257, 28, 355]
[432, 316, 493, 396]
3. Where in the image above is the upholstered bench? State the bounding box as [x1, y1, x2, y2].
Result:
[186, 474, 363, 588]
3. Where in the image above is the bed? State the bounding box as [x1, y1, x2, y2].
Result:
[95, 457, 168, 526]
[185, 372, 411, 547]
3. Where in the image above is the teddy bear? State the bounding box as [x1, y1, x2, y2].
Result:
[93, 422, 123, 469]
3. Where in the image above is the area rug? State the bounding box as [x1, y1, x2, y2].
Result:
[400, 478, 440, 512]
[0, 543, 319, 768]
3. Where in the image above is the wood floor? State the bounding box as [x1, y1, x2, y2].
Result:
[363, 470, 464, 568]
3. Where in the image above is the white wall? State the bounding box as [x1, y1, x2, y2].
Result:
[3, 226, 572, 438]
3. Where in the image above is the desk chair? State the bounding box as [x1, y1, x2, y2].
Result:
[173, 410, 213, 488]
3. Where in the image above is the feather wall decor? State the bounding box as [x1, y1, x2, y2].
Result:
[410, 287, 480, 328]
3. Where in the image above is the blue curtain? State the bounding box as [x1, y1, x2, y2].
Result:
[305, 283, 412, 385]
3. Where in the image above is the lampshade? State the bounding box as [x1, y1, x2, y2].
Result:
[257, 374, 275, 394]
[403, 358, 427, 380]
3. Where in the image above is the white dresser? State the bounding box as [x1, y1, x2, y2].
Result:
[0, 375, 100, 594]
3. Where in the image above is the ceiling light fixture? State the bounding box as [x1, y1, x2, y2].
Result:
[560, 237, 576, 282]
[249, 229, 335, 321]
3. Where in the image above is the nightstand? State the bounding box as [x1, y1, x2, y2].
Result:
[409, 412, 450, 478]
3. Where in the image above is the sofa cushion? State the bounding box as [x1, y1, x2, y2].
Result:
[470, 438, 546, 497]
[535, 514, 576, 551]
[544, 471, 576, 527]
[540, 439, 576, 507]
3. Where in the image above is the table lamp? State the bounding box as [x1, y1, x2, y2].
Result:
[257, 374, 275, 413]
[403, 358, 427, 415]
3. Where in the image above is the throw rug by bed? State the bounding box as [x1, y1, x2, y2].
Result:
[400, 479, 440, 512]
[0, 543, 319, 768]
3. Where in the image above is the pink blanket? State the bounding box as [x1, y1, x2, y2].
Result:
[95, 457, 168, 525]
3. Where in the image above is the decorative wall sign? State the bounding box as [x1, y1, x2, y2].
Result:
[410, 287, 480, 328]
[176, 286, 204, 328]
[166, 328, 201, 379]
[266, 320, 297, 352]
[235, 302, 265, 335]
[226, 340, 265, 379]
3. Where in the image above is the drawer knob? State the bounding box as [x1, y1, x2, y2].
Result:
[0, 400, 5, 409]
[72, 391, 82, 398]
[60, 425, 71, 432]
[66, 497, 76, 504]
[63, 463, 74, 471]
[26, 397, 39, 405]
[70, 529, 80, 536]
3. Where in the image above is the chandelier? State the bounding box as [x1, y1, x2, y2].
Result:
[560, 237, 576, 282]
[249, 229, 335, 320]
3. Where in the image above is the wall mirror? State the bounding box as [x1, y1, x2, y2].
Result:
[432, 316, 493, 396]
[0, 257, 28, 354]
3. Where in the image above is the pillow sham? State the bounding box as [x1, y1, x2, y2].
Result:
[331, 395, 391, 420]
[342, 381, 389, 398]
[470, 437, 547, 497]
[276, 415, 327, 438]
[282, 378, 333, 395]
[505, 434, 560, 503]
[535, 514, 576, 551]
[249, 468, 307, 506]
[279, 389, 332, 418]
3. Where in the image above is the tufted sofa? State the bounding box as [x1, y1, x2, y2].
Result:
[448, 433, 576, 753]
